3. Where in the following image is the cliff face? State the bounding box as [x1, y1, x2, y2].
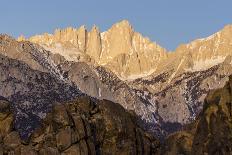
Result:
[24, 20, 167, 79]
[191, 76, 232, 154]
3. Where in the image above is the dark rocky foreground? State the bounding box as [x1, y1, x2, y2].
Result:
[0, 96, 160, 155]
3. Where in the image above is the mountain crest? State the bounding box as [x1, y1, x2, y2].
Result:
[112, 20, 133, 30]
[18, 21, 232, 79]
[21, 20, 167, 78]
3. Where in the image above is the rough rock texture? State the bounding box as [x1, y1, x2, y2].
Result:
[86, 26, 102, 63]
[162, 76, 232, 155]
[0, 36, 83, 139]
[0, 96, 160, 155]
[24, 20, 167, 79]
[61, 62, 155, 125]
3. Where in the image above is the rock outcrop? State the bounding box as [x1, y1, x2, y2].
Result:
[0, 96, 160, 155]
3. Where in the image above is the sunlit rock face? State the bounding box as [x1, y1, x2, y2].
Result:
[24, 21, 232, 80]
[24, 20, 167, 79]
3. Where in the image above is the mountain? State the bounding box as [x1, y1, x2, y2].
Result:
[21, 20, 167, 80]
[125, 24, 232, 136]
[0, 20, 232, 154]
[21, 21, 232, 80]
[19, 20, 232, 138]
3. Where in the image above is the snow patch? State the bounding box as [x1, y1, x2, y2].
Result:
[41, 43, 82, 62]
[37, 112, 47, 119]
[121, 68, 157, 81]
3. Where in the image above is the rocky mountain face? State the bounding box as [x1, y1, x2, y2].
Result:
[162, 75, 232, 155]
[23, 21, 232, 80]
[22, 20, 167, 79]
[0, 38, 83, 139]
[0, 20, 232, 154]
[20, 21, 232, 138]
[128, 57, 232, 137]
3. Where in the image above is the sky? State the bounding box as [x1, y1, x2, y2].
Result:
[1, 0, 232, 50]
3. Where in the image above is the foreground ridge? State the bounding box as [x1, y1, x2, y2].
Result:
[0, 96, 160, 154]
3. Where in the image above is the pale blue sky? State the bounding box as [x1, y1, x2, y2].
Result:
[1, 0, 232, 50]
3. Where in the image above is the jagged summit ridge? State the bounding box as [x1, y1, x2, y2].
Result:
[18, 21, 232, 81]
[19, 20, 168, 79]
